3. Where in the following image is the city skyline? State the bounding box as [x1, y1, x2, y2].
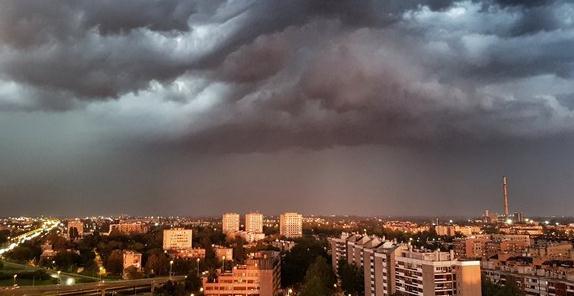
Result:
[2, 0, 574, 217]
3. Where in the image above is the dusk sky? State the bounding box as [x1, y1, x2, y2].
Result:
[1, 0, 574, 217]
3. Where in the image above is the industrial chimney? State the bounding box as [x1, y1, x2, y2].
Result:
[502, 176, 510, 217]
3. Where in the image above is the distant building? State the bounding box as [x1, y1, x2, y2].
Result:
[109, 222, 149, 235]
[454, 234, 531, 259]
[123, 250, 142, 272]
[245, 212, 264, 234]
[214, 246, 233, 261]
[67, 220, 84, 240]
[237, 231, 266, 243]
[435, 225, 481, 237]
[173, 248, 206, 259]
[163, 228, 193, 250]
[270, 240, 296, 252]
[222, 213, 240, 234]
[279, 212, 302, 238]
[202, 251, 281, 296]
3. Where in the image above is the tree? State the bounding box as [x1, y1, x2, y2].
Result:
[281, 238, 330, 288]
[482, 277, 525, 296]
[69, 227, 80, 241]
[124, 266, 144, 280]
[184, 270, 203, 294]
[229, 236, 247, 263]
[145, 251, 170, 276]
[54, 250, 82, 272]
[337, 260, 364, 296]
[299, 256, 336, 296]
[105, 249, 124, 275]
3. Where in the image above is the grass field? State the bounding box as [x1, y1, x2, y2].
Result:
[0, 260, 97, 287]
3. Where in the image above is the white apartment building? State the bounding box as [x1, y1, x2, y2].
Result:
[329, 234, 482, 296]
[245, 212, 264, 234]
[222, 213, 240, 234]
[279, 212, 303, 238]
[163, 228, 193, 250]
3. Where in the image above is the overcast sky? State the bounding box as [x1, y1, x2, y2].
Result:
[1, 0, 574, 217]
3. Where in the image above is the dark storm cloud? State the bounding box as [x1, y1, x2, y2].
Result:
[0, 0, 573, 151]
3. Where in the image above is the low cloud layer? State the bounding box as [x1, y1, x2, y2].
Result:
[1, 0, 574, 151]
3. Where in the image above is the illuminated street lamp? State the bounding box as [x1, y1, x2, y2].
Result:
[13, 274, 17, 286]
[196, 258, 200, 276]
[169, 260, 174, 279]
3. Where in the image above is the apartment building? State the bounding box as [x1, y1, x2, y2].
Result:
[245, 212, 264, 234]
[222, 213, 240, 234]
[279, 212, 303, 238]
[163, 228, 193, 250]
[329, 234, 482, 296]
[202, 251, 281, 296]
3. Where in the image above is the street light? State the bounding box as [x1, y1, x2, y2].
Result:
[13, 274, 17, 286]
[196, 258, 200, 277]
[169, 260, 174, 279]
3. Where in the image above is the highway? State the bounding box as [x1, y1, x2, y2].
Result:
[2, 276, 185, 296]
[0, 220, 60, 256]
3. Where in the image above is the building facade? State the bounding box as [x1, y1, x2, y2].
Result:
[329, 234, 482, 296]
[109, 222, 149, 235]
[202, 251, 281, 296]
[245, 212, 264, 234]
[163, 228, 193, 250]
[279, 212, 303, 238]
[222, 213, 240, 234]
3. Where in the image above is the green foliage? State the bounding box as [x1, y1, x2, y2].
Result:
[124, 266, 144, 280]
[184, 269, 203, 294]
[228, 236, 247, 263]
[299, 256, 336, 296]
[105, 249, 124, 275]
[281, 238, 330, 288]
[337, 260, 364, 296]
[482, 278, 525, 296]
[0, 230, 9, 244]
[54, 250, 83, 272]
[144, 250, 170, 276]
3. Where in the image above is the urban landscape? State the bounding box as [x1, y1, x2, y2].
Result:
[2, 0, 574, 295]
[2, 177, 574, 295]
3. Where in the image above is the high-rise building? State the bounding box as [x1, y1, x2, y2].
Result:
[503, 176, 510, 217]
[279, 212, 303, 238]
[222, 213, 240, 234]
[202, 251, 281, 296]
[245, 212, 264, 234]
[163, 228, 193, 250]
[394, 249, 481, 296]
[329, 234, 482, 296]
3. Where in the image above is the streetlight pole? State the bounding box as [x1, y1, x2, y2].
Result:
[13, 274, 17, 287]
[196, 258, 200, 277]
[169, 260, 174, 279]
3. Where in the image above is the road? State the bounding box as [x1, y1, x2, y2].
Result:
[0, 220, 60, 256]
[2, 276, 185, 296]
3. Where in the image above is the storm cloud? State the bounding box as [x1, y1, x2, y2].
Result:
[1, 0, 574, 216]
[1, 0, 573, 151]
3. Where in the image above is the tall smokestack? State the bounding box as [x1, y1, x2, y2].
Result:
[502, 176, 510, 217]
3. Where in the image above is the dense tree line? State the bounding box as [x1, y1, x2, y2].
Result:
[337, 260, 364, 296]
[281, 237, 331, 289]
[482, 278, 525, 296]
[299, 256, 336, 296]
